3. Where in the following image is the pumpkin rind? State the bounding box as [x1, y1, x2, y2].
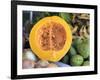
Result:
[29, 16, 72, 62]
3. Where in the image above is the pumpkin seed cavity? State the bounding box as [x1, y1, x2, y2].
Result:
[38, 22, 66, 51]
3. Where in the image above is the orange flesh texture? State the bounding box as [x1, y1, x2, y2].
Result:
[38, 22, 66, 51]
[29, 16, 72, 62]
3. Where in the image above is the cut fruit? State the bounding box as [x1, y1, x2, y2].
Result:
[38, 22, 66, 51]
[29, 16, 72, 62]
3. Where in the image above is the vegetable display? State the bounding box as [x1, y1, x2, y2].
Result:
[22, 12, 90, 68]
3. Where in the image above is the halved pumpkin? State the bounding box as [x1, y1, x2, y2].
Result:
[29, 16, 72, 62]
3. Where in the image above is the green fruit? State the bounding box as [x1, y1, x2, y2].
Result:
[83, 38, 90, 43]
[61, 54, 69, 64]
[69, 46, 77, 57]
[76, 38, 89, 59]
[70, 54, 84, 66]
[83, 61, 90, 66]
[72, 37, 82, 49]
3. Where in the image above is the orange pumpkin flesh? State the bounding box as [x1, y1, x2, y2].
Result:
[29, 16, 72, 62]
[39, 22, 66, 51]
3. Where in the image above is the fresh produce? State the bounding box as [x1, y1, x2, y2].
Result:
[35, 60, 49, 68]
[82, 60, 90, 66]
[22, 59, 36, 69]
[22, 12, 90, 68]
[69, 46, 77, 57]
[60, 54, 69, 64]
[72, 37, 82, 49]
[23, 49, 37, 61]
[70, 54, 84, 66]
[76, 38, 90, 59]
[29, 16, 72, 62]
[59, 13, 73, 24]
[60, 37, 90, 66]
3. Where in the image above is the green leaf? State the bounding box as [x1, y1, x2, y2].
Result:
[59, 13, 73, 24]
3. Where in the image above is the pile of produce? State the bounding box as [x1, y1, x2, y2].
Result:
[61, 37, 90, 66]
[22, 12, 90, 68]
[60, 13, 90, 66]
